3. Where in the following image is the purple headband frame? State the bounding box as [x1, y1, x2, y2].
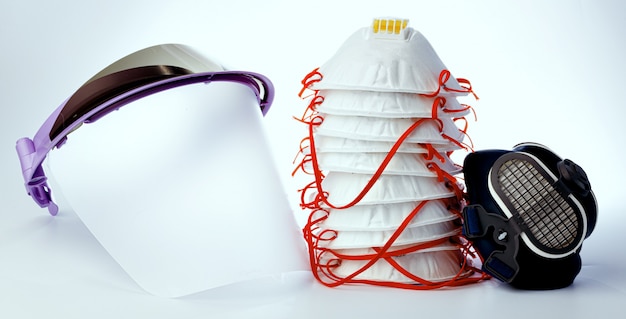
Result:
[16, 70, 274, 215]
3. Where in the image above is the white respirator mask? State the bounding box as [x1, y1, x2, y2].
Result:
[315, 114, 466, 145]
[326, 243, 471, 284]
[307, 20, 471, 95]
[295, 17, 483, 290]
[315, 90, 471, 118]
[313, 151, 461, 176]
[312, 135, 464, 154]
[320, 200, 460, 231]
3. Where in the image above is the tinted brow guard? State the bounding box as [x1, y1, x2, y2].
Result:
[50, 65, 193, 140]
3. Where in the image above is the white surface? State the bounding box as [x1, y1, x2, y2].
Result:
[1, 0, 625, 318]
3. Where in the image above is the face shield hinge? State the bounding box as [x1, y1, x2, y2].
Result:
[16, 137, 59, 216]
[25, 177, 58, 216]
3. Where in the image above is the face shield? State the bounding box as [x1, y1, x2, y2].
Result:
[15, 44, 307, 297]
[17, 44, 273, 216]
[462, 142, 597, 289]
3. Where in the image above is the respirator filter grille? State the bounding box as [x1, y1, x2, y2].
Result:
[490, 152, 586, 257]
[497, 158, 579, 250]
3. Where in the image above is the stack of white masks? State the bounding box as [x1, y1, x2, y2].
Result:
[294, 18, 484, 289]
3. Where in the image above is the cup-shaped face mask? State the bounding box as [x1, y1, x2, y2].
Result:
[329, 243, 470, 283]
[315, 115, 465, 145]
[320, 200, 459, 232]
[462, 142, 597, 290]
[315, 90, 470, 118]
[313, 135, 464, 154]
[314, 151, 461, 177]
[308, 21, 468, 94]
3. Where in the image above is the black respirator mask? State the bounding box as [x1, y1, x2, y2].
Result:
[462, 142, 597, 289]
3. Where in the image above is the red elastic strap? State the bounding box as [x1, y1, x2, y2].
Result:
[298, 67, 322, 98]
[295, 68, 489, 289]
[443, 103, 472, 116]
[308, 118, 431, 210]
[291, 137, 312, 176]
[442, 131, 474, 152]
[456, 77, 479, 100]
[431, 96, 446, 119]
[422, 70, 478, 99]
[330, 237, 452, 261]
[293, 94, 324, 124]
[421, 143, 446, 163]
[427, 162, 457, 184]
[307, 201, 432, 287]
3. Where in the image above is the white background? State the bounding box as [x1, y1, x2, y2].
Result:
[1, 0, 625, 318]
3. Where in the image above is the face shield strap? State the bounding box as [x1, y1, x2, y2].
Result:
[17, 66, 274, 216]
[462, 204, 522, 282]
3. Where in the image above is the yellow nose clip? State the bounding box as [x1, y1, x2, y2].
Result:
[371, 18, 409, 40]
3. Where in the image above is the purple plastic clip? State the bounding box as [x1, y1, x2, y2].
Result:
[16, 137, 59, 215]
